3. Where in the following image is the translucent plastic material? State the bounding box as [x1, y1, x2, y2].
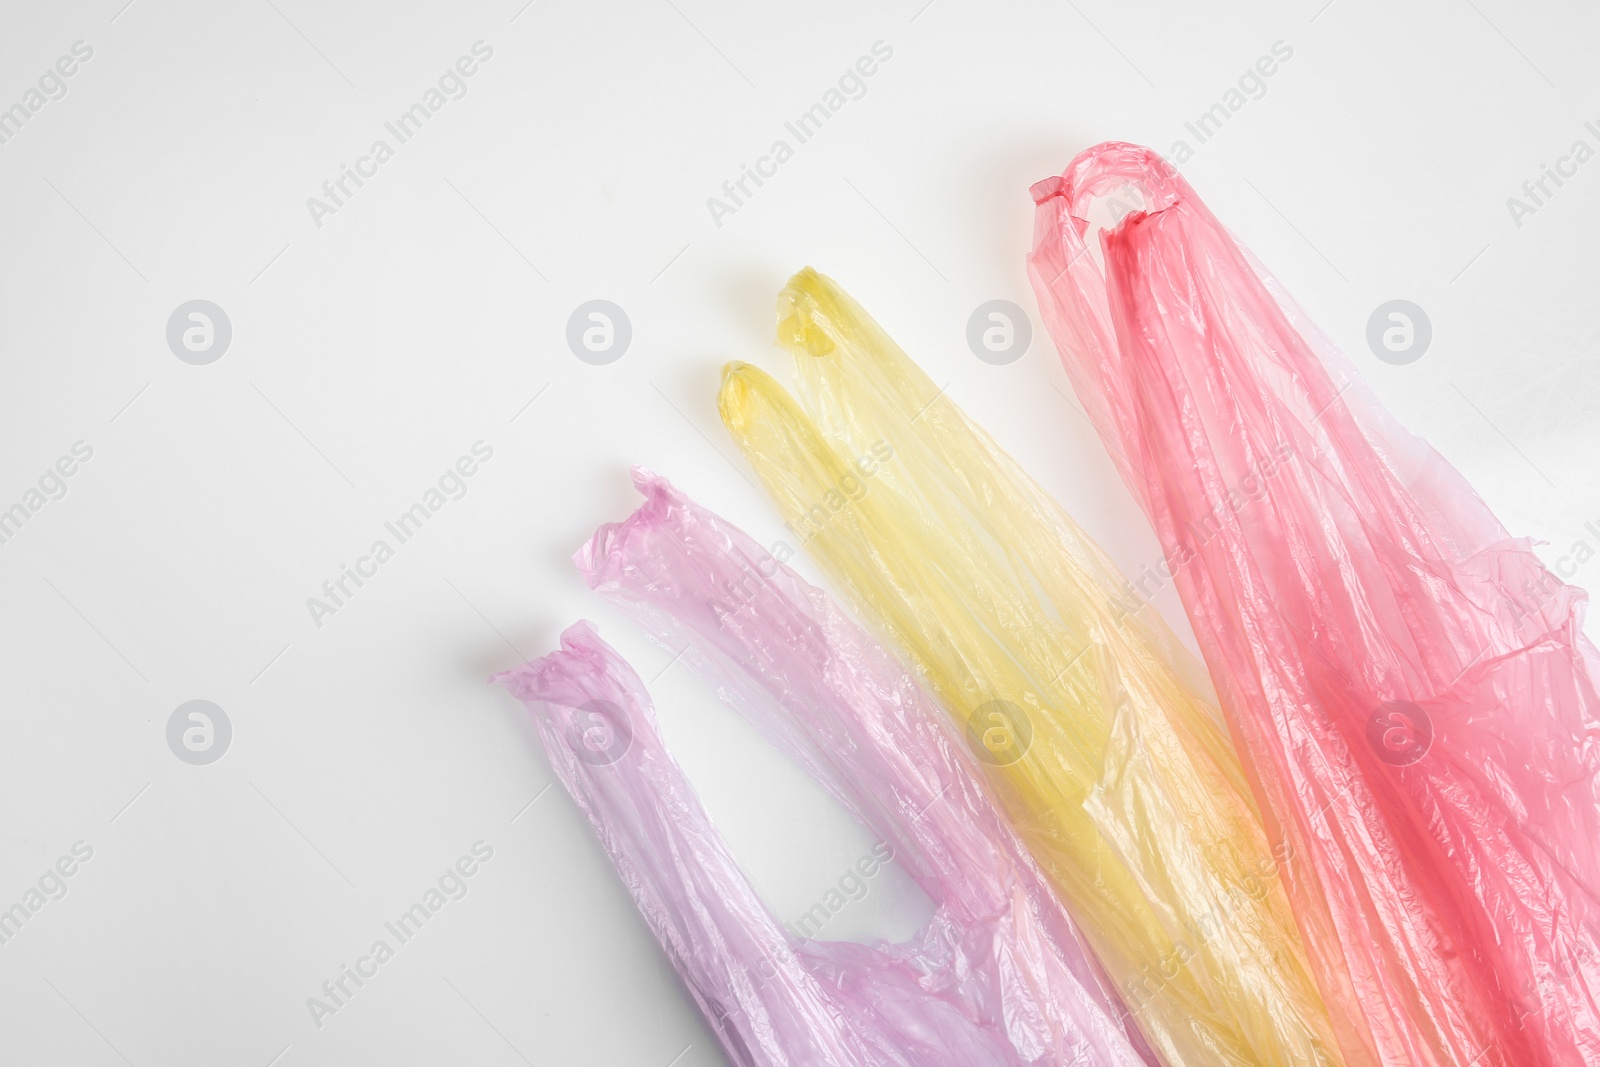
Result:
[1028, 140, 1600, 1067]
[496, 471, 1153, 1067]
[717, 269, 1346, 1067]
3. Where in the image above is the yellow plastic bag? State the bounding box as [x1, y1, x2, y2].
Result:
[717, 268, 1347, 1067]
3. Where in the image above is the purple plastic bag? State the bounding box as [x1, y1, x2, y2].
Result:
[495, 469, 1152, 1067]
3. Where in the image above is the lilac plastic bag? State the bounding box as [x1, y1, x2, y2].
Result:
[496, 469, 1152, 1067]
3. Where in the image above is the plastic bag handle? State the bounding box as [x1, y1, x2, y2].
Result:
[1030, 141, 1190, 231]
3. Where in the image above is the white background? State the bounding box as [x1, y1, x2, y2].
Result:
[2, 1, 1597, 1064]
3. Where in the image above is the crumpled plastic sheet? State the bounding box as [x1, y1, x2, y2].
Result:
[1027, 140, 1600, 1067]
[717, 268, 1346, 1067]
[495, 469, 1154, 1067]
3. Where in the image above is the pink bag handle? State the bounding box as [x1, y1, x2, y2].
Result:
[1030, 141, 1188, 224]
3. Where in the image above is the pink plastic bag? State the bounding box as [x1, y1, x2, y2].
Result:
[1029, 140, 1600, 1067]
[495, 470, 1152, 1067]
